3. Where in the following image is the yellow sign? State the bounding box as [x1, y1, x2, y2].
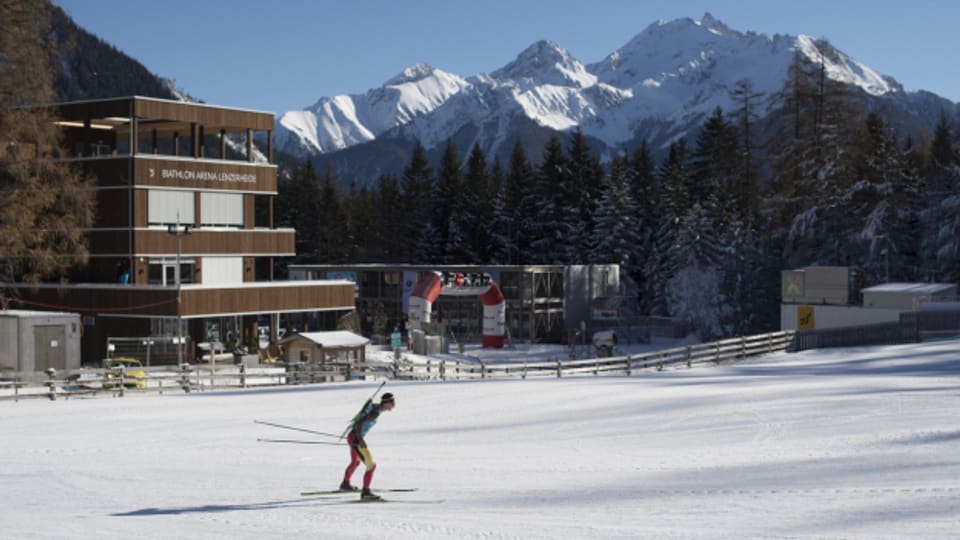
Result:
[797, 306, 815, 330]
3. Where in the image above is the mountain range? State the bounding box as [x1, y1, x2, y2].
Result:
[273, 13, 958, 184]
[38, 8, 960, 186]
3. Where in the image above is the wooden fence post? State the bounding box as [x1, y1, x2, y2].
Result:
[715, 342, 720, 364]
[240, 364, 247, 388]
[657, 353, 663, 372]
[686, 346, 692, 368]
[45, 368, 57, 401]
[522, 363, 527, 379]
[440, 360, 446, 381]
[625, 355, 631, 376]
[481, 361, 486, 379]
[180, 364, 191, 393]
[556, 359, 562, 378]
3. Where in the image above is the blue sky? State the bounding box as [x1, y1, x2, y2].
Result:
[55, 0, 959, 115]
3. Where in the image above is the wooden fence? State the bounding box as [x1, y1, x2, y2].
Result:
[0, 364, 287, 402]
[1, 331, 796, 401]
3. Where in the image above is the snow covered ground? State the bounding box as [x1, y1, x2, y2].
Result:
[2, 339, 959, 539]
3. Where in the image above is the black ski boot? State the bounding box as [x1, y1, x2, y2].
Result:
[360, 488, 382, 501]
[339, 481, 358, 492]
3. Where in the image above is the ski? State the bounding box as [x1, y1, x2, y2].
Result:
[351, 498, 442, 504]
[257, 438, 344, 445]
[301, 488, 417, 496]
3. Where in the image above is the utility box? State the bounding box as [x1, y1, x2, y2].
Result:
[782, 267, 857, 305]
[0, 310, 82, 372]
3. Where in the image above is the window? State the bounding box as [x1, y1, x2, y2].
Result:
[148, 190, 194, 226]
[147, 258, 195, 285]
[202, 257, 243, 285]
[200, 192, 243, 228]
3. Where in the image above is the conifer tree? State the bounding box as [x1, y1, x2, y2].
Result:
[627, 140, 658, 312]
[277, 159, 321, 262]
[567, 130, 603, 262]
[728, 79, 764, 216]
[315, 167, 348, 263]
[492, 141, 534, 264]
[530, 136, 575, 264]
[459, 143, 495, 263]
[590, 155, 640, 273]
[434, 140, 463, 263]
[373, 173, 407, 262]
[345, 180, 376, 262]
[400, 141, 436, 263]
[645, 141, 689, 315]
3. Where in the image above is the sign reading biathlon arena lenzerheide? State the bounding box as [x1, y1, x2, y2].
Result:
[151, 166, 257, 184]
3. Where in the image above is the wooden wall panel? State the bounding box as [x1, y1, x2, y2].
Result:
[8, 282, 354, 320]
[131, 229, 294, 256]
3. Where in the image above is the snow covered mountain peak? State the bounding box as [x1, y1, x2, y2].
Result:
[274, 13, 929, 166]
[492, 40, 597, 89]
[387, 63, 442, 86]
[794, 35, 899, 96]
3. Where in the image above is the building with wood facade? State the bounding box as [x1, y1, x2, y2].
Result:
[2, 97, 354, 366]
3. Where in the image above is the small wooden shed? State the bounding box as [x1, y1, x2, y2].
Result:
[279, 331, 369, 366]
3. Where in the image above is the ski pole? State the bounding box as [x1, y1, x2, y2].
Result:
[256, 438, 344, 445]
[339, 380, 387, 440]
[254, 419, 342, 439]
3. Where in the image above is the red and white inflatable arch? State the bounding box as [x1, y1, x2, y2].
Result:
[407, 272, 506, 348]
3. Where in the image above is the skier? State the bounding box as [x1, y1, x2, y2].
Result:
[341, 392, 395, 500]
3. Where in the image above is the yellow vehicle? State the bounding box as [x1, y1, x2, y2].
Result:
[103, 357, 147, 389]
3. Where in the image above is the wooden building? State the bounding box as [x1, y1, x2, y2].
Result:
[2, 97, 354, 365]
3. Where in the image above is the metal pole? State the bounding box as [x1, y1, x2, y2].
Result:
[176, 215, 183, 369]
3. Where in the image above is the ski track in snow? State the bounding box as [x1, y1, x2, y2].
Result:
[1, 340, 959, 539]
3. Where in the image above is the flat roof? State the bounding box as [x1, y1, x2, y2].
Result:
[0, 309, 78, 318]
[861, 283, 956, 294]
[282, 331, 370, 348]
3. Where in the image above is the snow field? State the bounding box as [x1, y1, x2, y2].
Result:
[1, 340, 958, 539]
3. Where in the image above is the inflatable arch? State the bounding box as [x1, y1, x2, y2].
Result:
[407, 272, 506, 348]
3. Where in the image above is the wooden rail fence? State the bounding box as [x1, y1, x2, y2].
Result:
[1, 331, 795, 401]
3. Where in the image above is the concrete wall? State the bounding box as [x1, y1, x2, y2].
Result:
[0, 317, 17, 371]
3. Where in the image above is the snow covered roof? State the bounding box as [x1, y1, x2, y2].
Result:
[861, 283, 955, 295]
[0, 309, 78, 318]
[280, 330, 370, 348]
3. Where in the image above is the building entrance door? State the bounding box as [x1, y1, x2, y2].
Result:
[34, 325, 66, 371]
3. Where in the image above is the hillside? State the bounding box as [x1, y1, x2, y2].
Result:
[47, 3, 184, 102]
